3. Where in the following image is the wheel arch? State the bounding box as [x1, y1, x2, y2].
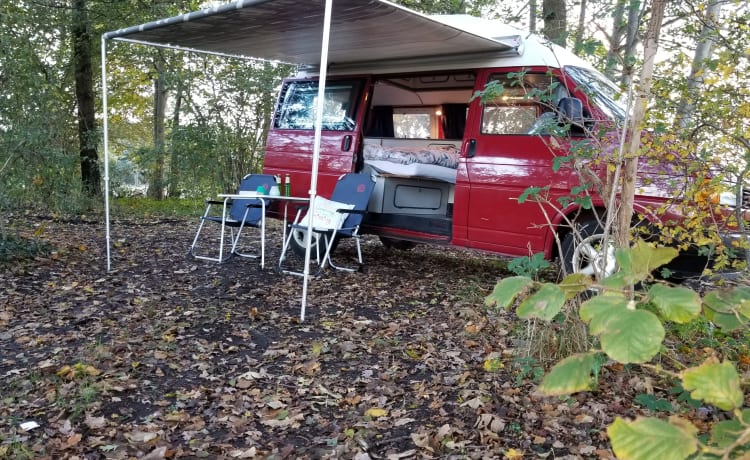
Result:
[547, 202, 665, 262]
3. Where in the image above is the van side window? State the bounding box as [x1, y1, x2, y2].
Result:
[480, 73, 569, 136]
[274, 80, 362, 131]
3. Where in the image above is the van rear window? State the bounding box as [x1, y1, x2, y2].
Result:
[274, 80, 363, 131]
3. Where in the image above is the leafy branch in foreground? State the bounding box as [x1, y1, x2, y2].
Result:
[486, 239, 750, 460]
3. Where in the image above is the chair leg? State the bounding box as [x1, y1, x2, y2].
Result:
[279, 227, 325, 276]
[231, 205, 265, 266]
[189, 203, 234, 263]
[326, 230, 362, 273]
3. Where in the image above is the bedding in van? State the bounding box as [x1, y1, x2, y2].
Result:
[363, 143, 460, 169]
[365, 160, 458, 184]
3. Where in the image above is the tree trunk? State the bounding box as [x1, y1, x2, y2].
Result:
[620, 1, 643, 86]
[542, 0, 567, 47]
[167, 78, 184, 198]
[529, 0, 537, 33]
[604, 0, 627, 80]
[71, 0, 101, 197]
[573, 0, 587, 53]
[147, 52, 168, 200]
[675, 0, 722, 129]
[617, 0, 668, 251]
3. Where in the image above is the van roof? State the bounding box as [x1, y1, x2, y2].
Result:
[105, 0, 594, 73]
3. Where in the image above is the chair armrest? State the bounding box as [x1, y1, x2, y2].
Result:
[341, 209, 367, 215]
[205, 200, 225, 205]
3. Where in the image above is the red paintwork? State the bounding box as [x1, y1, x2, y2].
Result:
[261, 67, 707, 261]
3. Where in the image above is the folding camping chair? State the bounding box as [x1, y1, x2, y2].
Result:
[279, 173, 376, 275]
[189, 174, 276, 266]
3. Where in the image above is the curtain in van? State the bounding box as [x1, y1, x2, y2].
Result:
[442, 103, 467, 139]
[365, 106, 395, 137]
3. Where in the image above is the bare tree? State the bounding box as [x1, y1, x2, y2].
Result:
[616, 0, 668, 251]
[573, 0, 588, 52]
[675, 0, 723, 129]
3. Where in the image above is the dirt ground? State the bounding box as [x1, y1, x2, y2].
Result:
[1, 214, 742, 459]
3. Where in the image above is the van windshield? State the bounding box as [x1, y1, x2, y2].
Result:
[566, 66, 627, 121]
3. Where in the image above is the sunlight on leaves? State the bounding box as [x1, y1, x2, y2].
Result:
[597, 308, 664, 364]
[647, 284, 701, 323]
[615, 239, 678, 283]
[516, 283, 565, 321]
[608, 417, 698, 460]
[484, 276, 533, 309]
[538, 352, 598, 395]
[681, 358, 743, 411]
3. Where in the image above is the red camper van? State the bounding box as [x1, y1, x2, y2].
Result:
[103, 2, 747, 276]
[261, 15, 747, 276]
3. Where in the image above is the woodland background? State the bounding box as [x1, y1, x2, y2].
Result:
[0, 0, 748, 212]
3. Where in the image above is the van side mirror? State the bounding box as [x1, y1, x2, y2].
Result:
[557, 97, 584, 126]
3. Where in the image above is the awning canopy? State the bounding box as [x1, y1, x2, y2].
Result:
[104, 0, 518, 66]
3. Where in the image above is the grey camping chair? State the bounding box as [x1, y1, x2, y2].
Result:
[189, 174, 277, 266]
[279, 173, 376, 275]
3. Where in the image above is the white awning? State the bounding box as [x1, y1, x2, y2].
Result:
[104, 0, 519, 65]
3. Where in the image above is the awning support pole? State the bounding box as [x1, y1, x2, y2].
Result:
[101, 36, 112, 272]
[300, 0, 333, 322]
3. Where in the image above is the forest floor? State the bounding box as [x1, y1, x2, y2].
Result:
[1, 213, 747, 460]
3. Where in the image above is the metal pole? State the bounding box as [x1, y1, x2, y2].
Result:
[300, 0, 333, 322]
[101, 36, 112, 272]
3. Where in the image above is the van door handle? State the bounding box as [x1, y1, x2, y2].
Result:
[467, 138, 477, 158]
[342, 135, 352, 151]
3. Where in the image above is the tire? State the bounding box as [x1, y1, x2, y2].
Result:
[379, 236, 417, 250]
[287, 226, 338, 257]
[561, 219, 617, 279]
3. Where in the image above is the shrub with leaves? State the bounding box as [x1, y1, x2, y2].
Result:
[486, 239, 750, 459]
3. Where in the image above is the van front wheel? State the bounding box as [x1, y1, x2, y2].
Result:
[561, 219, 617, 280]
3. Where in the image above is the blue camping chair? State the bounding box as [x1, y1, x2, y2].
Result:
[189, 174, 276, 266]
[279, 173, 376, 275]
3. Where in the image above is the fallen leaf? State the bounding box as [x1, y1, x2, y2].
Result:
[365, 407, 388, 418]
[63, 433, 82, 449]
[85, 415, 106, 430]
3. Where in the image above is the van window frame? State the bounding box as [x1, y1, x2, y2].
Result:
[273, 79, 364, 132]
[479, 72, 571, 136]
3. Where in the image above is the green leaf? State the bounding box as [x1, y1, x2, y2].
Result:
[634, 393, 675, 413]
[558, 273, 593, 298]
[702, 286, 750, 331]
[681, 359, 743, 411]
[538, 352, 598, 395]
[703, 286, 750, 313]
[709, 410, 750, 448]
[648, 284, 701, 323]
[484, 276, 533, 309]
[598, 308, 665, 364]
[580, 294, 629, 334]
[615, 240, 679, 283]
[516, 283, 566, 321]
[608, 417, 698, 460]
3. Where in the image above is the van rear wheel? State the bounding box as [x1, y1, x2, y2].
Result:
[561, 219, 617, 280]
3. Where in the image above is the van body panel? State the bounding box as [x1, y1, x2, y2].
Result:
[263, 131, 358, 198]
